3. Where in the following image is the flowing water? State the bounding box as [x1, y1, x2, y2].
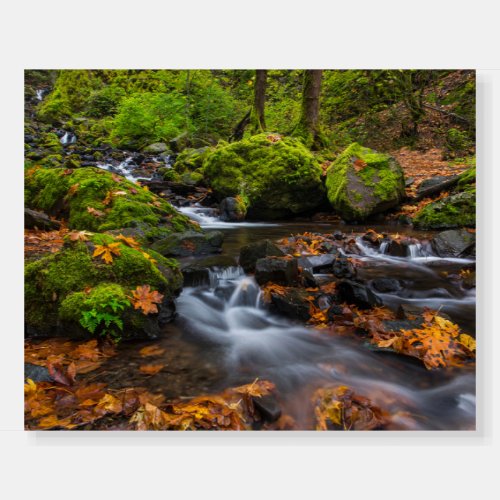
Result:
[93, 216, 475, 430]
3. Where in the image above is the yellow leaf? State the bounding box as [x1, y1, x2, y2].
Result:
[458, 333, 476, 352]
[92, 243, 121, 264]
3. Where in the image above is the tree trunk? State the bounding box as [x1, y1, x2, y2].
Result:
[293, 70, 323, 148]
[249, 69, 267, 134]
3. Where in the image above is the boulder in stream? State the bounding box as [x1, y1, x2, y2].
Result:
[255, 256, 299, 286]
[150, 230, 224, 257]
[239, 239, 285, 273]
[431, 229, 476, 257]
[337, 280, 382, 309]
[325, 143, 405, 221]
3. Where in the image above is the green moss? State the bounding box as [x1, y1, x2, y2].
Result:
[203, 133, 325, 217]
[25, 166, 196, 235]
[174, 147, 210, 173]
[413, 190, 476, 230]
[325, 142, 405, 221]
[25, 233, 183, 336]
[457, 166, 476, 189]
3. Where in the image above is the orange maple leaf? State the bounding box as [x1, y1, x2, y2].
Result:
[139, 364, 164, 375]
[130, 285, 164, 315]
[92, 242, 121, 264]
[117, 234, 141, 250]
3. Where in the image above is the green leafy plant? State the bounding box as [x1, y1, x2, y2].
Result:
[78, 288, 131, 342]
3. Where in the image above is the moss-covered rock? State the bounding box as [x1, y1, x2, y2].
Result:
[173, 147, 210, 173]
[25, 233, 182, 339]
[457, 166, 476, 190]
[325, 143, 405, 221]
[24, 166, 197, 237]
[203, 134, 325, 219]
[413, 190, 476, 230]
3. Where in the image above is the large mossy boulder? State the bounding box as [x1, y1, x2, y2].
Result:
[203, 134, 326, 219]
[325, 143, 405, 221]
[25, 233, 182, 340]
[413, 191, 476, 230]
[24, 166, 196, 239]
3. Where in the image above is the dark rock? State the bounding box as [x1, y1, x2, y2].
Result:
[25, 208, 61, 230]
[332, 255, 356, 279]
[371, 278, 401, 293]
[150, 230, 224, 257]
[362, 230, 381, 246]
[417, 176, 450, 193]
[383, 318, 424, 332]
[169, 132, 191, 153]
[252, 395, 281, 423]
[327, 304, 344, 321]
[396, 303, 425, 320]
[255, 257, 298, 286]
[405, 177, 415, 187]
[386, 239, 408, 257]
[219, 197, 246, 222]
[25, 363, 52, 382]
[431, 229, 475, 258]
[333, 231, 346, 240]
[300, 268, 318, 288]
[268, 287, 312, 322]
[239, 239, 285, 273]
[157, 299, 176, 326]
[416, 175, 459, 199]
[337, 280, 382, 309]
[304, 254, 337, 273]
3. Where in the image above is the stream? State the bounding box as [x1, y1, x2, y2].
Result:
[91, 214, 475, 430]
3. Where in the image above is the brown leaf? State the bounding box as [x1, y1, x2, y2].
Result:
[139, 364, 164, 375]
[87, 206, 105, 217]
[139, 344, 165, 357]
[129, 285, 164, 315]
[68, 230, 92, 242]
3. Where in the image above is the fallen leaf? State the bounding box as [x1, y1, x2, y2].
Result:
[139, 364, 164, 375]
[129, 285, 164, 315]
[139, 345, 165, 357]
[92, 242, 121, 264]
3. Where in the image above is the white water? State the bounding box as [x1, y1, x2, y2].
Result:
[60, 131, 77, 145]
[36, 89, 45, 101]
[178, 205, 278, 229]
[174, 272, 475, 429]
[96, 156, 152, 183]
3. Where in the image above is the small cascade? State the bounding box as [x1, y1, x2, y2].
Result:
[227, 276, 262, 308]
[379, 240, 389, 254]
[60, 131, 77, 145]
[208, 266, 245, 289]
[35, 89, 45, 101]
[96, 155, 153, 183]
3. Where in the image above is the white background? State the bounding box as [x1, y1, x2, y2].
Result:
[0, 1, 498, 498]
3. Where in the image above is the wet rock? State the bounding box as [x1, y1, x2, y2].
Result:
[383, 318, 424, 332]
[239, 239, 285, 273]
[169, 132, 191, 153]
[332, 255, 356, 279]
[300, 268, 318, 288]
[219, 197, 247, 222]
[150, 230, 224, 257]
[362, 230, 381, 246]
[431, 229, 475, 258]
[255, 257, 299, 286]
[386, 239, 409, 257]
[337, 280, 382, 309]
[333, 231, 346, 240]
[25, 363, 52, 383]
[25, 208, 61, 230]
[396, 303, 425, 320]
[416, 175, 460, 200]
[268, 287, 312, 321]
[371, 278, 401, 293]
[304, 254, 337, 273]
[327, 304, 344, 321]
[252, 395, 281, 423]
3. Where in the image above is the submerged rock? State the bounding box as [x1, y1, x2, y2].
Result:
[150, 230, 224, 257]
[325, 143, 405, 221]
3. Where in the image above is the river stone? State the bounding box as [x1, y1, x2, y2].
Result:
[332, 255, 356, 279]
[300, 254, 337, 273]
[142, 142, 169, 154]
[25, 208, 61, 230]
[219, 197, 247, 222]
[25, 363, 52, 383]
[325, 143, 405, 221]
[252, 395, 282, 423]
[150, 230, 224, 257]
[267, 287, 312, 321]
[431, 229, 475, 258]
[239, 239, 285, 273]
[255, 257, 299, 286]
[337, 280, 382, 309]
[371, 278, 401, 293]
